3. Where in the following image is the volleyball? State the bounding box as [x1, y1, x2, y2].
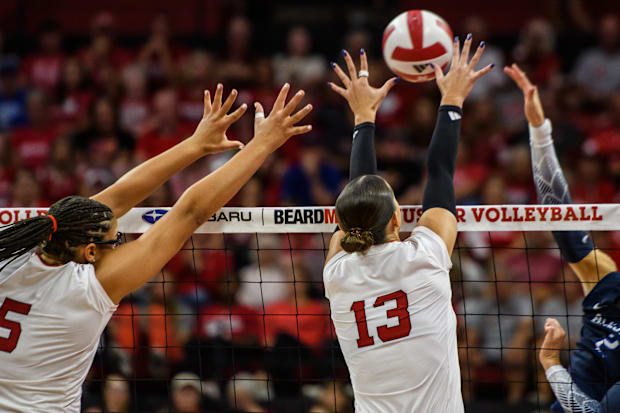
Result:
[382, 10, 454, 82]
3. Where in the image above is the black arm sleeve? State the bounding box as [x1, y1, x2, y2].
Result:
[421, 105, 462, 216]
[349, 122, 377, 180]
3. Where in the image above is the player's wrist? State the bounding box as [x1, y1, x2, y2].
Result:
[540, 354, 561, 371]
[354, 110, 376, 125]
[440, 95, 464, 108]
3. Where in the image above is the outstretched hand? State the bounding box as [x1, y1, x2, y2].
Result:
[539, 317, 566, 370]
[504, 63, 545, 127]
[432, 34, 493, 107]
[329, 49, 398, 125]
[252, 83, 313, 151]
[189, 83, 247, 154]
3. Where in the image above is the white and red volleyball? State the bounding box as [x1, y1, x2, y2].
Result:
[382, 10, 453, 82]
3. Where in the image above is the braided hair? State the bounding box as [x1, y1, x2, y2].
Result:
[0, 196, 113, 264]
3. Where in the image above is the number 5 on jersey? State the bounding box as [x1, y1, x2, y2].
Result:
[0, 298, 32, 353]
[350, 290, 411, 348]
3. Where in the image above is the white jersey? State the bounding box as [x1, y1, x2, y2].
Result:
[323, 226, 463, 413]
[0, 251, 117, 412]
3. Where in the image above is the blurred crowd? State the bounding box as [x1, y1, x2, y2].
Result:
[1, 4, 620, 412]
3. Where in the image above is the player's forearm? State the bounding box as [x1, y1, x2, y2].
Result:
[92, 139, 206, 218]
[545, 365, 601, 412]
[178, 139, 271, 225]
[421, 106, 461, 216]
[529, 120, 594, 262]
[349, 122, 377, 180]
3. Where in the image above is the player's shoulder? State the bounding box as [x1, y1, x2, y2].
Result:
[404, 226, 452, 271]
[582, 271, 620, 313]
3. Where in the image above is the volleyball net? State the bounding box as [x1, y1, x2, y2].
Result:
[3, 204, 620, 412]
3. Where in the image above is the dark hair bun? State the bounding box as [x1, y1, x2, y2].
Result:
[341, 229, 375, 253]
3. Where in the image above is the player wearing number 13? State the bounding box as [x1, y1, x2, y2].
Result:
[323, 36, 492, 412]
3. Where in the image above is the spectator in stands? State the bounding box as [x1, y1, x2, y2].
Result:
[42, 137, 78, 201]
[573, 14, 620, 97]
[281, 144, 343, 205]
[9, 89, 57, 171]
[10, 169, 45, 207]
[464, 258, 534, 403]
[237, 234, 289, 310]
[272, 26, 327, 87]
[102, 374, 131, 413]
[23, 20, 64, 92]
[79, 11, 131, 88]
[146, 273, 190, 377]
[264, 263, 330, 349]
[55, 57, 93, 126]
[572, 153, 616, 203]
[178, 50, 216, 124]
[512, 18, 561, 87]
[138, 15, 177, 87]
[170, 372, 203, 413]
[217, 16, 254, 86]
[0, 56, 28, 131]
[309, 381, 354, 413]
[137, 87, 193, 159]
[463, 15, 506, 99]
[72, 96, 134, 173]
[187, 270, 263, 381]
[119, 65, 150, 136]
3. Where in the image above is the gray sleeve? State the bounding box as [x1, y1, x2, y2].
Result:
[546, 365, 601, 413]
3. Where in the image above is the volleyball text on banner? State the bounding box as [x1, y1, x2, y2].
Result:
[0, 205, 618, 233]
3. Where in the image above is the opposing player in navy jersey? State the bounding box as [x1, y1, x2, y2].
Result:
[506, 63, 620, 413]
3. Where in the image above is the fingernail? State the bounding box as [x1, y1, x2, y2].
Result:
[204, 90, 207, 95]
[490, 63, 495, 68]
[232, 89, 237, 94]
[330, 61, 335, 69]
[327, 82, 332, 89]
[341, 49, 347, 57]
[241, 103, 247, 108]
[297, 90, 304, 96]
[466, 33, 472, 40]
[360, 48, 365, 55]
[454, 36, 459, 42]
[239, 144, 245, 149]
[217, 83, 222, 89]
[479, 41, 485, 48]
[284, 82, 289, 88]
[395, 77, 400, 83]
[254, 102, 258, 108]
[429, 62, 434, 68]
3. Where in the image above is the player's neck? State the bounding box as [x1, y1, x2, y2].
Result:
[384, 232, 400, 243]
[38, 251, 66, 266]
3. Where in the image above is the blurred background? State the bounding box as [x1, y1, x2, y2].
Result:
[0, 0, 619, 412]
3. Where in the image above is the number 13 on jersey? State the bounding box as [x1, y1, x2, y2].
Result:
[350, 290, 412, 348]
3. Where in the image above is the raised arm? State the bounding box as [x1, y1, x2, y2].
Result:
[325, 48, 397, 262]
[95, 84, 313, 304]
[505, 64, 617, 294]
[91, 84, 246, 218]
[329, 48, 398, 180]
[418, 34, 493, 255]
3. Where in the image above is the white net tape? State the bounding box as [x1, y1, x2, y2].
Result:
[1, 204, 618, 233]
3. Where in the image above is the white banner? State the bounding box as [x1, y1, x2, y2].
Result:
[1, 204, 619, 233]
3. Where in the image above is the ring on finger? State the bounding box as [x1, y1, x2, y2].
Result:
[358, 70, 369, 78]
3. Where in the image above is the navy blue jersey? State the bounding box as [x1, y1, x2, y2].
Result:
[552, 271, 620, 413]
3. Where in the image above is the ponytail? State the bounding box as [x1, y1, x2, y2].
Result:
[0, 215, 58, 262]
[0, 196, 113, 263]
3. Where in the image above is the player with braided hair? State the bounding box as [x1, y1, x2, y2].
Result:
[323, 35, 493, 412]
[506, 63, 620, 413]
[0, 83, 313, 411]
